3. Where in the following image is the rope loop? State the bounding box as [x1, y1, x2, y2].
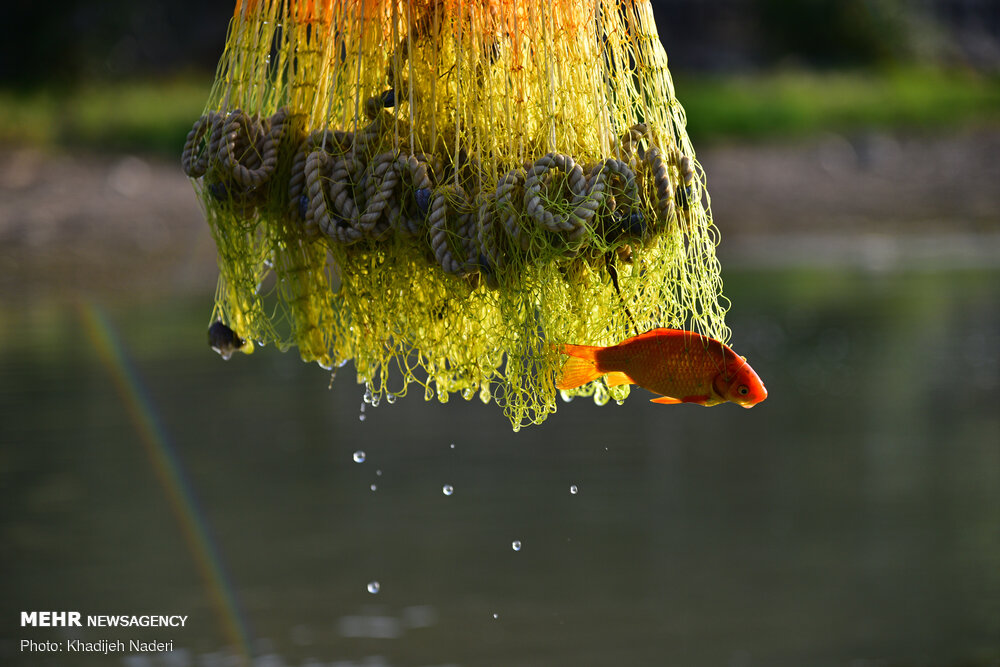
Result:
[181, 112, 223, 177]
[495, 168, 528, 251]
[429, 184, 477, 275]
[476, 193, 504, 274]
[358, 151, 399, 241]
[588, 158, 644, 240]
[393, 153, 434, 237]
[219, 109, 277, 189]
[325, 155, 367, 244]
[289, 129, 353, 223]
[638, 147, 675, 227]
[523, 152, 594, 241]
[618, 123, 651, 161]
[304, 150, 365, 244]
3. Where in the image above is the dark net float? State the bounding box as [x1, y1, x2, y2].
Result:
[183, 0, 731, 429]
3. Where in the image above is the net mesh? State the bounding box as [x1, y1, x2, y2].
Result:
[183, 0, 730, 429]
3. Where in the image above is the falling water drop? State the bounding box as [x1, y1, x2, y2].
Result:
[367, 581, 380, 594]
[492, 613, 499, 620]
[442, 484, 454, 496]
[353, 450, 366, 463]
[512, 540, 522, 551]
[570, 485, 579, 494]
[376, 469, 382, 476]
[370, 484, 377, 492]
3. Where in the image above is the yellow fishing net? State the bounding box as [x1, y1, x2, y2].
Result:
[184, 0, 729, 429]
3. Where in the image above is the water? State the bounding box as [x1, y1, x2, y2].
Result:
[1, 268, 998, 666]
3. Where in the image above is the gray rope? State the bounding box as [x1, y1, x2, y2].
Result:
[184, 103, 689, 278]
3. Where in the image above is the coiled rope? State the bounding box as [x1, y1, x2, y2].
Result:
[183, 102, 694, 281]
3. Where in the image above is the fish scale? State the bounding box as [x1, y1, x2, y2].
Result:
[599, 331, 730, 397]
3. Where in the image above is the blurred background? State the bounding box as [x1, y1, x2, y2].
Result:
[1, 1, 998, 666]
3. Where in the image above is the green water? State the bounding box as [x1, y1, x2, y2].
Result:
[1, 268, 998, 666]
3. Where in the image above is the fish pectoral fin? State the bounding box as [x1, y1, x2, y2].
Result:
[650, 395, 683, 404]
[605, 371, 633, 387]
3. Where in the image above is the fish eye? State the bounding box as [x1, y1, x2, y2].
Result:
[737, 384, 749, 396]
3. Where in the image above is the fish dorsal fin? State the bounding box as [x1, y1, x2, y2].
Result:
[605, 371, 633, 387]
[650, 395, 682, 404]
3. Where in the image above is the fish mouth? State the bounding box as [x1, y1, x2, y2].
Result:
[740, 391, 767, 408]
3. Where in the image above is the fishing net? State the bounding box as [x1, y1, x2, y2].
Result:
[183, 0, 729, 429]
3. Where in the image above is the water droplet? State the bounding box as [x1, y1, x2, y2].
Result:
[511, 540, 522, 551]
[376, 469, 382, 476]
[359, 414, 366, 422]
[386, 393, 397, 404]
[512, 425, 521, 433]
[371, 395, 381, 408]
[353, 450, 366, 463]
[570, 485, 579, 494]
[615, 399, 624, 406]
[370, 484, 377, 491]
[367, 581, 380, 594]
[449, 443, 455, 449]
[442, 484, 454, 496]
[462, 388, 473, 400]
[360, 404, 366, 412]
[492, 613, 499, 620]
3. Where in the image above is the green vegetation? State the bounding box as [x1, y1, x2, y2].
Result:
[0, 68, 998, 156]
[0, 76, 211, 155]
[676, 67, 1000, 143]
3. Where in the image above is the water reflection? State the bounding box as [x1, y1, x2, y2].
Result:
[0, 269, 997, 666]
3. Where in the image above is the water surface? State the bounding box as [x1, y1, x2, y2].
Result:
[1, 268, 997, 666]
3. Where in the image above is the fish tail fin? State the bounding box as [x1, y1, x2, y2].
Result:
[556, 343, 605, 390]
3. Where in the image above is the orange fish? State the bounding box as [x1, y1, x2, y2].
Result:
[556, 328, 767, 408]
